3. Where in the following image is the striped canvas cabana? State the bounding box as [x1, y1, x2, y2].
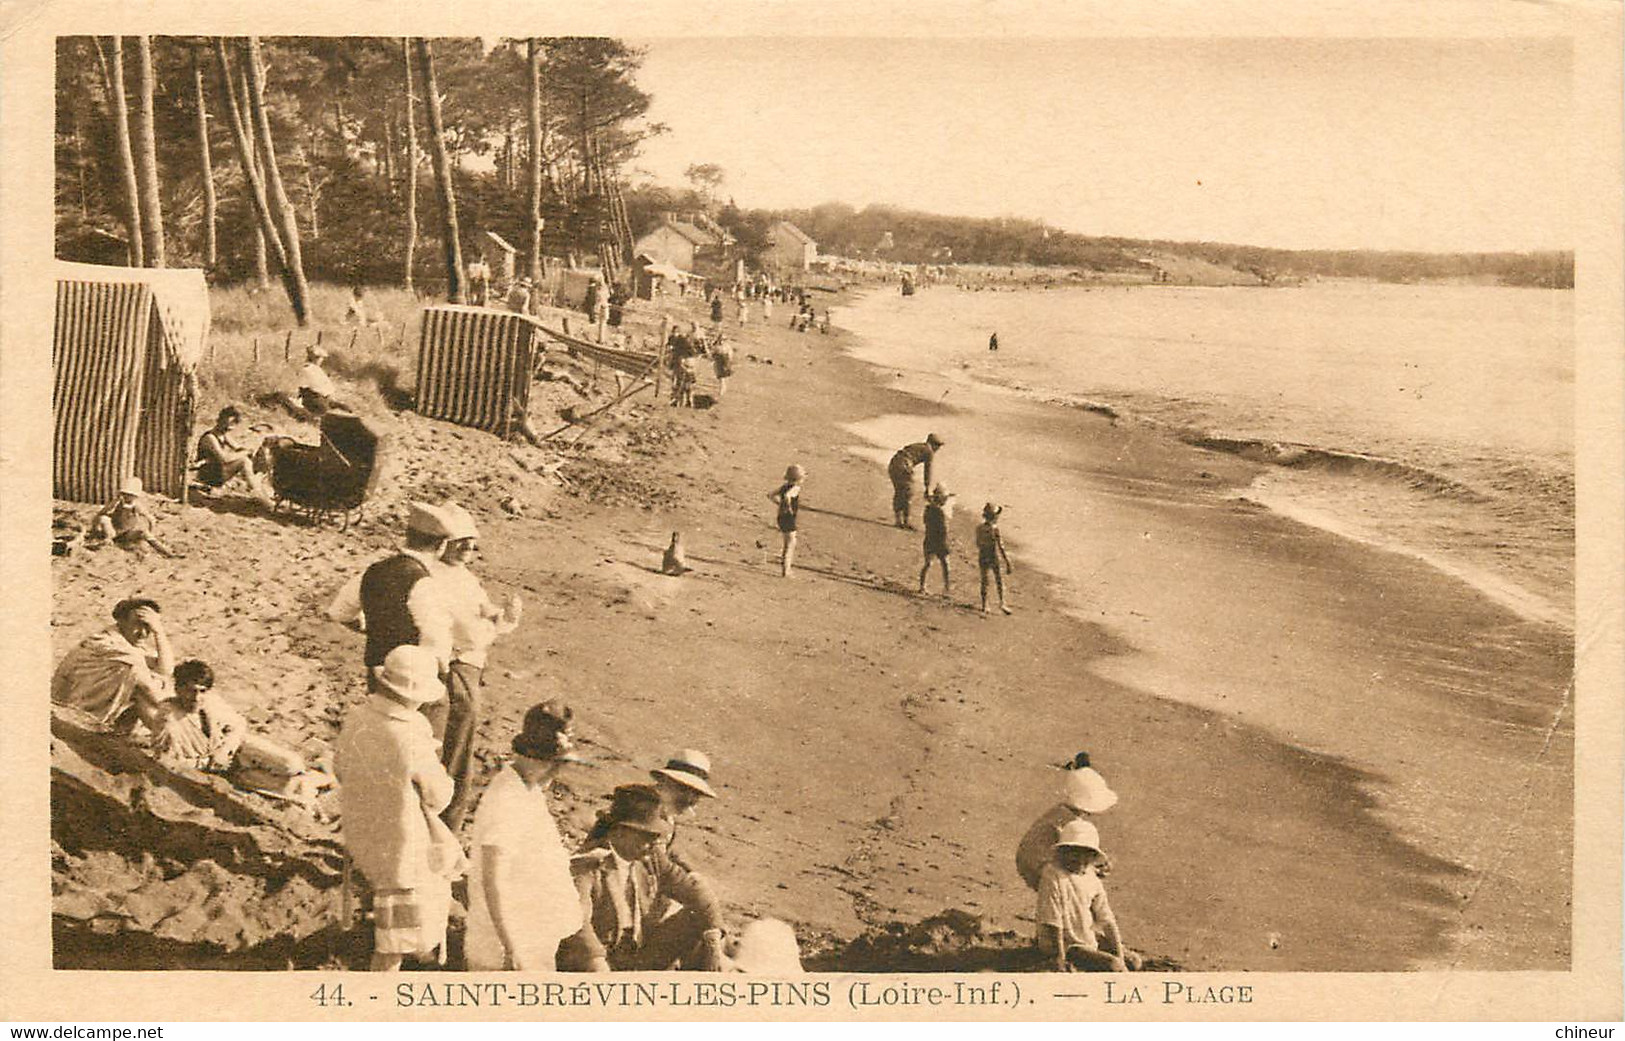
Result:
[53, 262, 209, 504]
[415, 305, 540, 438]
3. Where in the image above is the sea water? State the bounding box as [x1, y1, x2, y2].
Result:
[838, 281, 1574, 630]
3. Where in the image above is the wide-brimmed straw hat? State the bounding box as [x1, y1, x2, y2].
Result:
[926, 433, 945, 448]
[784, 464, 806, 482]
[928, 485, 954, 504]
[982, 502, 1001, 520]
[512, 699, 587, 763]
[651, 749, 717, 798]
[118, 476, 144, 496]
[1062, 767, 1118, 814]
[1055, 818, 1103, 852]
[375, 645, 445, 705]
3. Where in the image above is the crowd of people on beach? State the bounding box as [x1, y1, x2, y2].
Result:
[51, 280, 1145, 975]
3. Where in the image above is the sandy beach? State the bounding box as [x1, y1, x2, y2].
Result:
[49, 284, 1572, 973]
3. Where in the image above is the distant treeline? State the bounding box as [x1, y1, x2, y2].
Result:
[699, 200, 1573, 288]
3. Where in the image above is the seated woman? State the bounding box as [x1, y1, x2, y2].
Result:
[134, 658, 333, 811]
[195, 405, 272, 503]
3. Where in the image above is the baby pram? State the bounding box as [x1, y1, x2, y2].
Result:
[265, 412, 385, 529]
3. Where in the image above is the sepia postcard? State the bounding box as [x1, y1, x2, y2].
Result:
[1, 0, 1620, 1024]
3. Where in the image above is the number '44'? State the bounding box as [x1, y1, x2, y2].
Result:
[311, 983, 351, 1007]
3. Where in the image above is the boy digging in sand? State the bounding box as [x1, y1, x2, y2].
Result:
[975, 503, 1014, 614]
[918, 485, 954, 595]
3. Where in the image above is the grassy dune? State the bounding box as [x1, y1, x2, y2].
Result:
[198, 283, 424, 425]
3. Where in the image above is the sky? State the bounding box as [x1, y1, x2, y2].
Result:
[630, 36, 1572, 253]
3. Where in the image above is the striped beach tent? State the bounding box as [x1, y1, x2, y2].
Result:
[53, 262, 209, 504]
[415, 305, 539, 438]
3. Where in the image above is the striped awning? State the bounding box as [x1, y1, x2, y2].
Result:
[53, 265, 207, 503]
[415, 306, 539, 438]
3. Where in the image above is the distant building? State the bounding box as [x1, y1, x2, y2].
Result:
[764, 221, 817, 272]
[632, 213, 732, 274]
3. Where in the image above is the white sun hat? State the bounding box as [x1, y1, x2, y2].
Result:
[1062, 767, 1118, 814]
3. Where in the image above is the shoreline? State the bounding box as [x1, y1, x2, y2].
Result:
[819, 290, 1570, 970]
[836, 282, 1575, 636]
[49, 281, 1570, 972]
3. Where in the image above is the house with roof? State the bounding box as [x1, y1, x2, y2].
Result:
[764, 221, 817, 273]
[632, 213, 732, 274]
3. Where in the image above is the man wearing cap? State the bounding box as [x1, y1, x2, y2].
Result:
[429, 503, 523, 831]
[558, 786, 727, 972]
[465, 700, 587, 971]
[887, 434, 945, 529]
[1015, 758, 1119, 891]
[356, 503, 455, 689]
[333, 644, 462, 971]
[51, 599, 204, 762]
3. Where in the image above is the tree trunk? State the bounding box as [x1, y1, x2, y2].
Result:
[215, 38, 301, 320]
[239, 70, 269, 288]
[402, 37, 417, 293]
[382, 109, 395, 191]
[299, 139, 321, 240]
[526, 38, 544, 282]
[73, 111, 89, 219]
[415, 38, 463, 304]
[107, 37, 144, 267]
[244, 37, 310, 323]
[192, 52, 217, 268]
[132, 36, 165, 266]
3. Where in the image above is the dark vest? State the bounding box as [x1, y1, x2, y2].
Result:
[360, 553, 431, 667]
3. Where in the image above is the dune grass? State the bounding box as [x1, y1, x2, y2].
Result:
[197, 282, 425, 425]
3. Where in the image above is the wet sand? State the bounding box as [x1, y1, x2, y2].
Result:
[50, 288, 1571, 971]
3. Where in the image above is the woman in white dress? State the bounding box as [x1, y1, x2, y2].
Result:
[464, 700, 589, 970]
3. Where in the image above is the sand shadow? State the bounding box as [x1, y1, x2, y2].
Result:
[804, 908, 1186, 973]
[188, 490, 317, 530]
[800, 504, 898, 529]
[793, 562, 980, 608]
[53, 915, 363, 971]
[51, 714, 344, 891]
[52, 769, 344, 891]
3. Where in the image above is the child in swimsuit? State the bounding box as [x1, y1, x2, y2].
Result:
[975, 503, 1013, 615]
[769, 465, 804, 578]
[918, 485, 954, 595]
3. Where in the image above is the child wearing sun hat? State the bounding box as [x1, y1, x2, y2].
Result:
[1035, 818, 1141, 972]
